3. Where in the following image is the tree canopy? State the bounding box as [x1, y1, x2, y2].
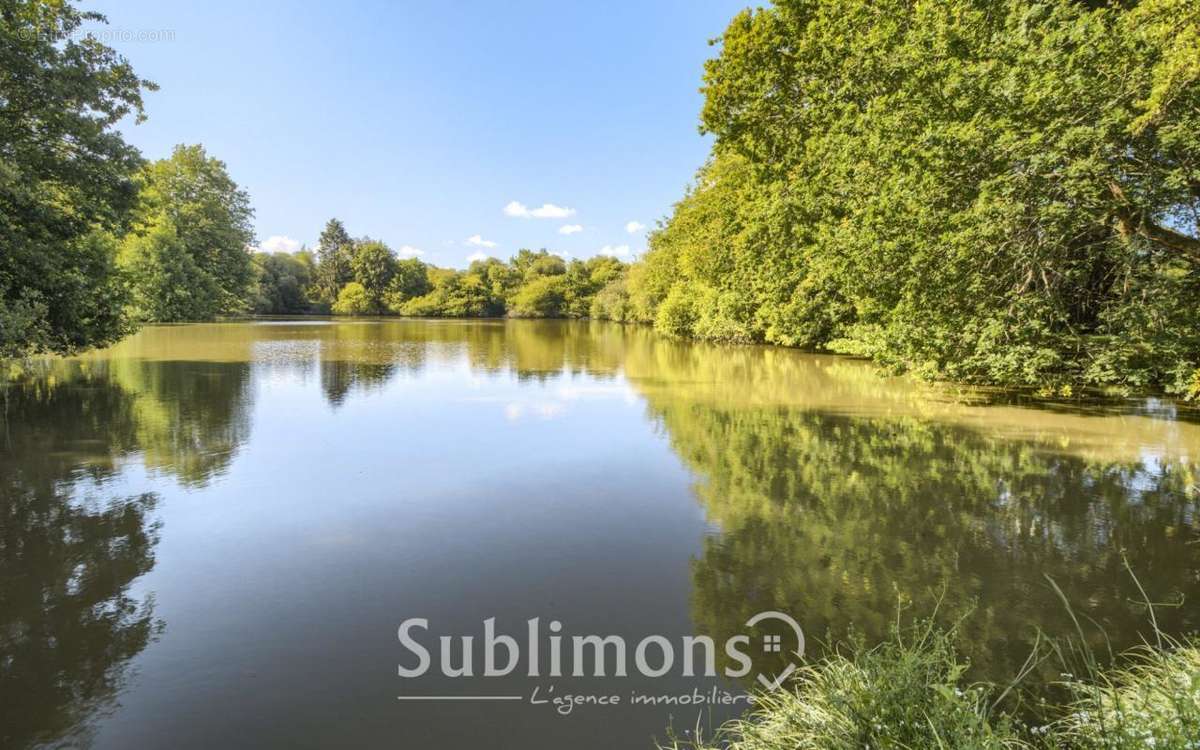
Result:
[349, 240, 397, 312]
[314, 218, 354, 304]
[119, 145, 255, 322]
[0, 0, 155, 357]
[250, 250, 315, 314]
[600, 0, 1200, 396]
[301, 228, 628, 322]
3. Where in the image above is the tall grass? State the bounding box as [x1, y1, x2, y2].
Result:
[1051, 642, 1200, 749]
[668, 576, 1200, 750]
[664, 622, 1023, 750]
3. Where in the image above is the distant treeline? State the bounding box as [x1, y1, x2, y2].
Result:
[262, 219, 625, 320]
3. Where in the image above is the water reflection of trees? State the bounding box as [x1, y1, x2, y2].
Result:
[310, 320, 630, 405]
[434, 321, 1199, 692]
[379, 317, 1199, 690]
[5, 359, 255, 488]
[112, 359, 254, 485]
[0, 372, 163, 750]
[316, 323, 404, 406]
[635, 394, 1200, 691]
[4, 319, 1198, 737]
[0, 349, 258, 748]
[0, 320, 640, 746]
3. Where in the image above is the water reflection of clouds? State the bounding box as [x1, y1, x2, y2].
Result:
[555, 383, 640, 403]
[504, 401, 566, 421]
[459, 380, 641, 422]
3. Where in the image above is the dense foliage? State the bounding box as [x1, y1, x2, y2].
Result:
[119, 145, 255, 322]
[307, 233, 626, 320]
[249, 250, 315, 314]
[603, 0, 1200, 396]
[0, 0, 154, 357]
[2, 2, 259, 345]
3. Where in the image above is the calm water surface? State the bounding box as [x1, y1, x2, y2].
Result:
[2, 319, 1199, 749]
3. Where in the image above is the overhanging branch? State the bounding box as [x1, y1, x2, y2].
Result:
[1108, 181, 1200, 263]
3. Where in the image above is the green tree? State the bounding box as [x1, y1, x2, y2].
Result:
[511, 249, 566, 283]
[621, 0, 1200, 396]
[119, 145, 255, 322]
[121, 221, 220, 322]
[315, 219, 354, 303]
[331, 282, 372, 315]
[0, 0, 155, 356]
[469, 257, 522, 303]
[400, 268, 501, 317]
[349, 240, 397, 311]
[590, 273, 635, 322]
[250, 251, 315, 314]
[509, 275, 569, 317]
[561, 256, 625, 318]
[383, 258, 433, 312]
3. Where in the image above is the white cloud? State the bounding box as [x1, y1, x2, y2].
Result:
[466, 234, 498, 248]
[558, 224, 583, 235]
[397, 245, 425, 258]
[466, 251, 490, 263]
[624, 221, 645, 234]
[258, 235, 302, 254]
[597, 244, 632, 258]
[504, 200, 576, 219]
[531, 204, 575, 219]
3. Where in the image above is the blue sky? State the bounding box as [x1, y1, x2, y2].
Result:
[90, 0, 751, 268]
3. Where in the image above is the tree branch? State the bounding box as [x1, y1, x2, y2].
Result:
[1109, 181, 1200, 263]
[1139, 220, 1200, 261]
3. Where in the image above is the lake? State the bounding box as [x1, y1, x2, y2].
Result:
[3, 319, 1199, 749]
